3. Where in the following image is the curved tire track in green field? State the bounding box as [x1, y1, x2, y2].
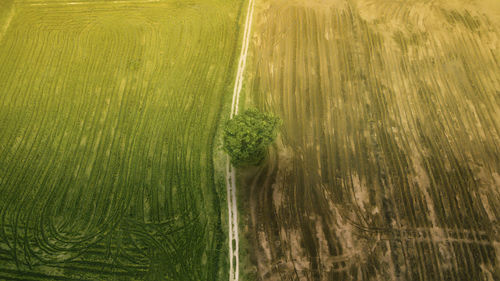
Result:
[0, 1, 242, 280]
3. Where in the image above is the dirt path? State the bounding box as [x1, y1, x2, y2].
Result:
[226, 0, 255, 280]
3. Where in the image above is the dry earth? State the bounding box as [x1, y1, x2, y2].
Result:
[241, 0, 500, 280]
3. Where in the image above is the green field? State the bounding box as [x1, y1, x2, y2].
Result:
[242, 0, 500, 280]
[0, 0, 242, 280]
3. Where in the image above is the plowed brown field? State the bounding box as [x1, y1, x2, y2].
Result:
[242, 0, 500, 280]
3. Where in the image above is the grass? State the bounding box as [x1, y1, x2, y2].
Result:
[243, 0, 500, 280]
[0, 0, 14, 40]
[0, 0, 242, 280]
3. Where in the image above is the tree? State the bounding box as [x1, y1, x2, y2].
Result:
[223, 108, 281, 167]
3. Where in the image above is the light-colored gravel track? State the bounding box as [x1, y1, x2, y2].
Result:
[226, 0, 255, 280]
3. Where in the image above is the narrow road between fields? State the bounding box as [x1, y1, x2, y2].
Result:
[226, 0, 255, 280]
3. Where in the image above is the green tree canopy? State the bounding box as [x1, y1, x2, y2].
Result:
[223, 109, 281, 167]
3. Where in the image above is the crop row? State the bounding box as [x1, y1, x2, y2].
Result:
[243, 0, 500, 280]
[0, 0, 241, 279]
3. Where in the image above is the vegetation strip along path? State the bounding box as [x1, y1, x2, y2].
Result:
[226, 0, 255, 280]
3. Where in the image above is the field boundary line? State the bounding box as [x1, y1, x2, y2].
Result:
[23, 0, 162, 6]
[226, 0, 254, 280]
